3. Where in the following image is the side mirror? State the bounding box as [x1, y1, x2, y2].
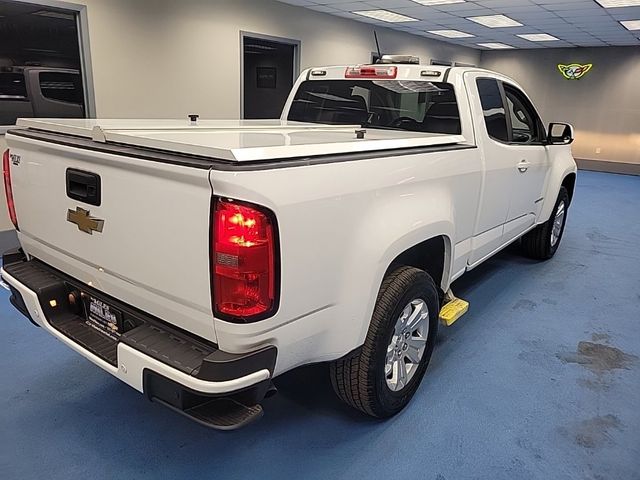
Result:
[547, 122, 574, 145]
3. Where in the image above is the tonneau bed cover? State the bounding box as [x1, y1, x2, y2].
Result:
[15, 118, 469, 163]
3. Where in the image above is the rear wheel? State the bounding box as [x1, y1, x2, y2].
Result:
[330, 266, 439, 417]
[521, 186, 569, 260]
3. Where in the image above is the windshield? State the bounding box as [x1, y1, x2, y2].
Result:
[287, 79, 461, 134]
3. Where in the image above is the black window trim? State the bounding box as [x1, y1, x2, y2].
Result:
[496, 80, 514, 144]
[500, 81, 547, 146]
[476, 76, 510, 144]
[476, 76, 548, 148]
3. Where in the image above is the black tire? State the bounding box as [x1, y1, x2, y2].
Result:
[330, 266, 439, 418]
[521, 186, 569, 260]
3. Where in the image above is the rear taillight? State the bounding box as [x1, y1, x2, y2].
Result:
[345, 65, 397, 79]
[2, 149, 18, 230]
[212, 198, 278, 322]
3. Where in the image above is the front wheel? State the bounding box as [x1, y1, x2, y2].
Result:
[521, 186, 569, 260]
[330, 266, 439, 418]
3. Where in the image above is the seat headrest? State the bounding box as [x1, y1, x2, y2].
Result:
[426, 102, 459, 118]
[422, 101, 461, 134]
[335, 95, 368, 125]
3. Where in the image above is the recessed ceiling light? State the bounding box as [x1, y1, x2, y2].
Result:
[412, 0, 466, 5]
[595, 0, 640, 8]
[620, 19, 640, 30]
[468, 14, 523, 28]
[517, 33, 559, 41]
[352, 10, 418, 23]
[428, 29, 474, 38]
[477, 42, 515, 49]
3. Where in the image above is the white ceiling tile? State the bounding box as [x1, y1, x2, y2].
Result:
[517, 32, 560, 40]
[620, 19, 640, 28]
[467, 14, 524, 27]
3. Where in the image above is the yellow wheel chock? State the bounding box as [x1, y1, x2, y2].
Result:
[439, 289, 469, 326]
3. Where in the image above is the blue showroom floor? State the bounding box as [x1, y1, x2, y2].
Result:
[1, 170, 639, 480]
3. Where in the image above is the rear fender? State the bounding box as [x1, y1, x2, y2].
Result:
[338, 192, 455, 347]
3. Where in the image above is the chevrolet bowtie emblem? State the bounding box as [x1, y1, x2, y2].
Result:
[67, 207, 104, 235]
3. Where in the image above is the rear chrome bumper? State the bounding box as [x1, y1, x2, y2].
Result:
[1, 251, 277, 429]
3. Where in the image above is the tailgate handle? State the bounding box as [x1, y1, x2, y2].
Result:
[66, 169, 101, 206]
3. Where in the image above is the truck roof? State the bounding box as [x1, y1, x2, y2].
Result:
[15, 118, 467, 163]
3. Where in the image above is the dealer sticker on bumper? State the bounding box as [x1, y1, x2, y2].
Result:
[85, 295, 122, 340]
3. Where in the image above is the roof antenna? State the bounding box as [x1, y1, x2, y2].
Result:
[374, 30, 382, 64]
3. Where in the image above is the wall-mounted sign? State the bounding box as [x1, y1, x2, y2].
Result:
[557, 63, 593, 80]
[256, 67, 277, 89]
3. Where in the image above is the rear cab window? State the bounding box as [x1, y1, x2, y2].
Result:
[287, 79, 462, 135]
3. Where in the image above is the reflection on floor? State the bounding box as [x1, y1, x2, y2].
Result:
[1, 171, 639, 480]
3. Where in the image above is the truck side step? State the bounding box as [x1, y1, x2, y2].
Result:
[439, 289, 469, 326]
[144, 371, 267, 430]
[153, 397, 264, 430]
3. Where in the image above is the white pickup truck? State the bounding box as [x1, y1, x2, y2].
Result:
[1, 61, 577, 429]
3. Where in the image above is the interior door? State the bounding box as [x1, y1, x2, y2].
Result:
[501, 82, 551, 242]
[243, 36, 296, 119]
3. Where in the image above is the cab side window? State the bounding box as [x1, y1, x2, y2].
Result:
[503, 85, 543, 144]
[476, 78, 508, 142]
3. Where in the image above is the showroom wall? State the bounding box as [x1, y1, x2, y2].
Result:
[0, 0, 480, 232]
[71, 0, 480, 119]
[481, 46, 640, 167]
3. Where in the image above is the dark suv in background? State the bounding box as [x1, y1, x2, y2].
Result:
[0, 66, 84, 125]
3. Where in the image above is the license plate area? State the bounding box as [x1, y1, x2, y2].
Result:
[83, 294, 123, 340]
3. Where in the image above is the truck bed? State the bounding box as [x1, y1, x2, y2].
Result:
[16, 118, 469, 162]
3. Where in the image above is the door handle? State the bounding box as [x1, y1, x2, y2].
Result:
[517, 160, 530, 173]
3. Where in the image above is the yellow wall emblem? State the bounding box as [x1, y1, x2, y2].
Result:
[557, 63, 593, 80]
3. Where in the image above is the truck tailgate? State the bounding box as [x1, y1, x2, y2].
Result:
[6, 132, 217, 343]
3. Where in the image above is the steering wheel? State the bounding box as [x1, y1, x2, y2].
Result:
[389, 116, 419, 129]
